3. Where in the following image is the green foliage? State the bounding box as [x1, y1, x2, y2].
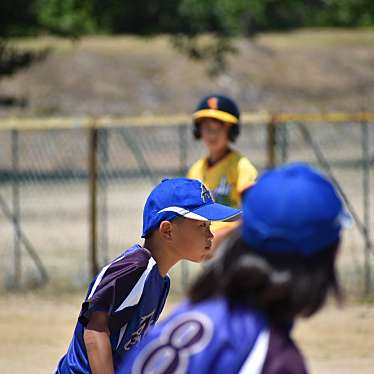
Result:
[172, 0, 249, 76]
[36, 0, 98, 37]
[172, 0, 370, 74]
[177, 0, 248, 35]
[91, 0, 185, 34]
[177, 0, 374, 34]
[312, 0, 374, 27]
[1, 0, 374, 79]
[172, 35, 237, 76]
[0, 0, 38, 37]
[2, 0, 374, 38]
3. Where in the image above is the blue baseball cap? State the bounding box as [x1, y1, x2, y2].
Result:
[142, 178, 241, 238]
[242, 163, 351, 256]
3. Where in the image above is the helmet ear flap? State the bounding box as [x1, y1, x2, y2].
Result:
[229, 124, 240, 142]
[193, 122, 201, 139]
[193, 122, 240, 141]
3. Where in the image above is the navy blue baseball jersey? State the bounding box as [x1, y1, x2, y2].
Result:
[56, 244, 170, 373]
[118, 298, 307, 374]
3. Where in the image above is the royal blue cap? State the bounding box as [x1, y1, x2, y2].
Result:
[142, 178, 241, 238]
[242, 163, 351, 256]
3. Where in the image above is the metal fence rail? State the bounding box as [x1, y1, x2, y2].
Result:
[0, 113, 372, 295]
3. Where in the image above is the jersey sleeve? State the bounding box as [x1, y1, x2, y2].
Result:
[187, 158, 205, 181]
[237, 157, 258, 193]
[78, 253, 148, 326]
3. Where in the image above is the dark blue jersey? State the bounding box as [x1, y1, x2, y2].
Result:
[56, 244, 170, 373]
[118, 298, 307, 374]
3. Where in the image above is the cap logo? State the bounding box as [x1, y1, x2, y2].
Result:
[201, 183, 213, 203]
[207, 97, 218, 110]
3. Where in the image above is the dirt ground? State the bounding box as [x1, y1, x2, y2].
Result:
[0, 290, 373, 374]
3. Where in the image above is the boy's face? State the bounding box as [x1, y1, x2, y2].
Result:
[171, 218, 214, 262]
[200, 118, 230, 154]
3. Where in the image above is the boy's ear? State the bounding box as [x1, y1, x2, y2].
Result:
[159, 221, 173, 240]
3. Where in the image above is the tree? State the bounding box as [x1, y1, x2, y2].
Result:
[36, 0, 98, 38]
[0, 0, 41, 83]
[0, 0, 97, 104]
[1, 0, 374, 81]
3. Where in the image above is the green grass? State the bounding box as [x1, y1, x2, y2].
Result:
[6, 35, 172, 54]
[255, 28, 374, 48]
[8, 28, 374, 52]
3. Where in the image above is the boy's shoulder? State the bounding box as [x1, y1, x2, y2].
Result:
[216, 150, 253, 168]
[187, 157, 206, 179]
[101, 244, 152, 277]
[223, 151, 258, 179]
[110, 243, 155, 274]
[229, 149, 253, 164]
[262, 325, 307, 374]
[86, 245, 154, 302]
[79, 245, 162, 324]
[121, 244, 152, 266]
[187, 150, 243, 175]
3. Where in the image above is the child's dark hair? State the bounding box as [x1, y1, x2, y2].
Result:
[193, 121, 240, 142]
[188, 231, 341, 325]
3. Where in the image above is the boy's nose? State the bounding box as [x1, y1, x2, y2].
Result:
[207, 229, 214, 239]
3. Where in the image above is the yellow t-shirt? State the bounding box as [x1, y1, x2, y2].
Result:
[187, 150, 258, 232]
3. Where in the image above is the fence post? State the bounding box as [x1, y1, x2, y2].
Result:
[361, 119, 372, 296]
[266, 116, 277, 168]
[178, 123, 189, 290]
[99, 128, 109, 265]
[88, 122, 99, 279]
[178, 124, 188, 176]
[11, 129, 21, 287]
[279, 122, 289, 164]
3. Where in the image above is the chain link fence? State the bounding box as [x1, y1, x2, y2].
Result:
[274, 118, 374, 296]
[0, 114, 373, 296]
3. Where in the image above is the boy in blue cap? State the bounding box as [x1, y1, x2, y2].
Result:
[118, 163, 350, 374]
[56, 178, 240, 374]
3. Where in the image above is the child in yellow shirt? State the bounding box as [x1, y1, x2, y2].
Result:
[188, 94, 258, 257]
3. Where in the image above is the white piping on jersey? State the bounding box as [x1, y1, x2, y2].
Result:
[115, 257, 157, 312]
[142, 247, 152, 257]
[88, 254, 126, 300]
[157, 206, 208, 221]
[238, 328, 270, 374]
[116, 323, 128, 350]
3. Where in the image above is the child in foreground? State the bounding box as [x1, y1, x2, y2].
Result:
[118, 163, 349, 374]
[56, 178, 240, 374]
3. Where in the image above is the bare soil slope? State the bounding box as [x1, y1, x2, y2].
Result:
[1, 29, 374, 116]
